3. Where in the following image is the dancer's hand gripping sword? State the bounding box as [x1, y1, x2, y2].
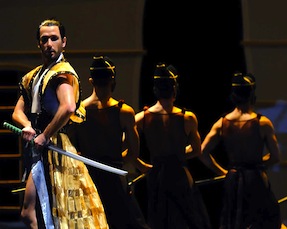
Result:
[3, 121, 128, 176]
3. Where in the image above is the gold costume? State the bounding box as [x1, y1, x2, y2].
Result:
[49, 133, 109, 229]
[20, 59, 109, 228]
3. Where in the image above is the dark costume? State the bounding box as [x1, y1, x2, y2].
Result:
[20, 58, 109, 228]
[139, 108, 212, 229]
[220, 114, 281, 229]
[68, 101, 150, 229]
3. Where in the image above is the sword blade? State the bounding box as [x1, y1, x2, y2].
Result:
[195, 175, 226, 185]
[47, 144, 127, 176]
[3, 121, 128, 176]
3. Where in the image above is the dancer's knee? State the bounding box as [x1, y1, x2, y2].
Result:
[21, 205, 37, 229]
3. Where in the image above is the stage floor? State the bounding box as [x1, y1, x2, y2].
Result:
[0, 221, 25, 229]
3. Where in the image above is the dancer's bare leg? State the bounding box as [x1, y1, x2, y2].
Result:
[21, 172, 38, 229]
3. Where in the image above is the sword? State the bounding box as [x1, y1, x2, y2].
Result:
[128, 173, 147, 186]
[195, 175, 226, 185]
[3, 121, 128, 176]
[127, 173, 226, 187]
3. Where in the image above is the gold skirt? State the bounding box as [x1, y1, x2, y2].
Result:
[48, 133, 109, 229]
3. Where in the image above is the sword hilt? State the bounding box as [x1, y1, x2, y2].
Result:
[3, 122, 35, 146]
[3, 121, 22, 135]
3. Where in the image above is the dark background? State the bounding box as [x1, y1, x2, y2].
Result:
[140, 0, 246, 135]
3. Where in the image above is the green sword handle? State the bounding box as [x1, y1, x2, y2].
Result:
[3, 121, 22, 135]
[3, 121, 35, 146]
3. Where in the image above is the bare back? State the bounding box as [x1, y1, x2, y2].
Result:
[222, 115, 264, 165]
[136, 106, 201, 163]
